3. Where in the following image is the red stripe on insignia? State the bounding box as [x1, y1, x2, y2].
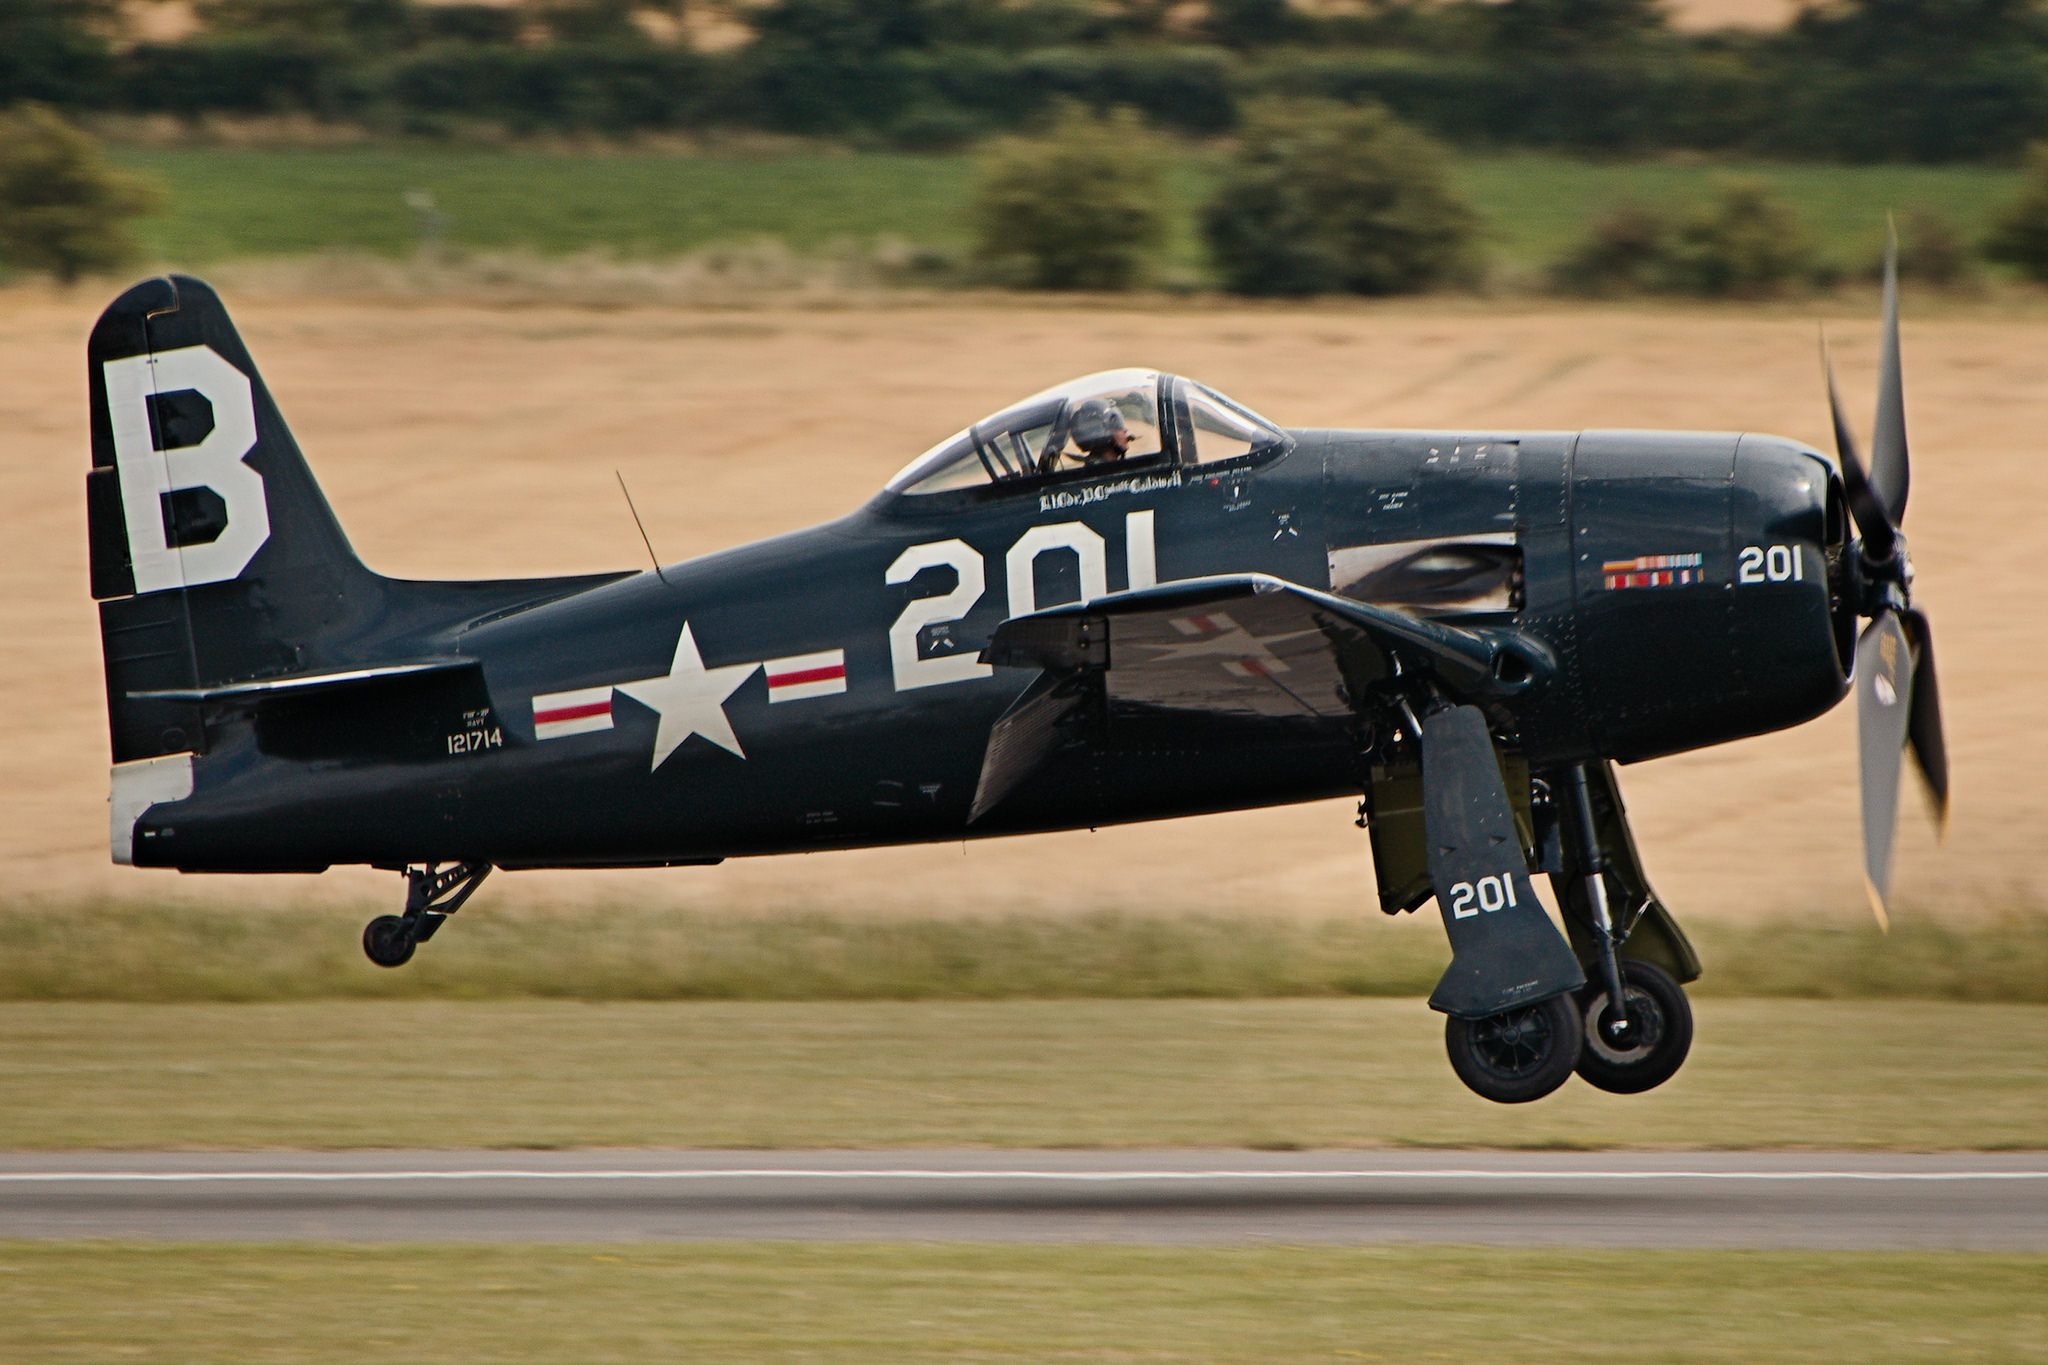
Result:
[1238, 657, 1269, 677]
[768, 664, 846, 688]
[535, 700, 610, 724]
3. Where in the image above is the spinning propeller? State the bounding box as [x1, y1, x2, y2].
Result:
[1821, 223, 1949, 930]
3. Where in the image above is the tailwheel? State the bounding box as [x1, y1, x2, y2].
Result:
[1573, 959, 1693, 1095]
[362, 914, 416, 969]
[1445, 994, 1583, 1104]
[359, 862, 491, 968]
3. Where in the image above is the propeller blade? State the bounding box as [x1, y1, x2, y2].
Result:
[1855, 610, 1915, 931]
[1822, 331, 1898, 561]
[1900, 606, 1950, 831]
[1871, 219, 1910, 522]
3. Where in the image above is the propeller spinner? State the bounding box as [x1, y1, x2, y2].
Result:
[1821, 223, 1950, 929]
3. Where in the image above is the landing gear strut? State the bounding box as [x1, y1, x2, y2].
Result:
[1548, 761, 1696, 1094]
[1561, 765, 1636, 1055]
[362, 862, 491, 968]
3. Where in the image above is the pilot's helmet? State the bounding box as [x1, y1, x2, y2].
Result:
[1070, 398, 1130, 455]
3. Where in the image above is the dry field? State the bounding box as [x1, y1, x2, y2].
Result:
[1293, 0, 1796, 31]
[1665, 0, 1799, 29]
[2, 285, 2037, 925]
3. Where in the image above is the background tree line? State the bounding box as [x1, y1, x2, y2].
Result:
[8, 0, 2048, 162]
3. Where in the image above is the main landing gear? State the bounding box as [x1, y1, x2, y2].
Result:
[1427, 754, 1698, 1105]
[1371, 699, 1701, 1105]
[362, 862, 491, 968]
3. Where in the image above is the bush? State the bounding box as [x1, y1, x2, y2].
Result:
[1659, 180, 1815, 298]
[1243, 48, 1765, 154]
[1769, 49, 2048, 162]
[1549, 181, 1818, 298]
[1873, 209, 1974, 289]
[880, 101, 991, 151]
[0, 103, 161, 284]
[194, 0, 419, 44]
[415, 3, 524, 45]
[1548, 201, 1674, 296]
[120, 36, 352, 118]
[0, 0, 115, 109]
[1986, 142, 2048, 280]
[1201, 99, 1478, 297]
[375, 43, 709, 134]
[1008, 45, 1238, 136]
[969, 105, 1167, 290]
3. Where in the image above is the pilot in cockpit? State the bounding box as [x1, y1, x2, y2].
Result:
[1056, 398, 1135, 470]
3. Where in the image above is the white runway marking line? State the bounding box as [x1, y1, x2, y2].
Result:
[4, 1168, 2046, 1185]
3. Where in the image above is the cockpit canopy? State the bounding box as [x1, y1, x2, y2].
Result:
[885, 370, 1288, 497]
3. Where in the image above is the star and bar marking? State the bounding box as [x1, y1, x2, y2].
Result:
[531, 625, 847, 769]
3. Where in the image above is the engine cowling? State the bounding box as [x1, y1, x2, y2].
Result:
[1566, 430, 1851, 763]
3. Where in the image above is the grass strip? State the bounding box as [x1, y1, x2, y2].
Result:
[3, 901, 2044, 1003]
[2, 999, 2041, 1149]
[111, 142, 2023, 278]
[1, 1241, 2042, 1362]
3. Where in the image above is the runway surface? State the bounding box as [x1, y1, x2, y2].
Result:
[3, 1150, 2044, 1248]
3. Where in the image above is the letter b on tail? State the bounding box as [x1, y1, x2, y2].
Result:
[102, 344, 268, 593]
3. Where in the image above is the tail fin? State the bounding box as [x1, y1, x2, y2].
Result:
[88, 274, 383, 765]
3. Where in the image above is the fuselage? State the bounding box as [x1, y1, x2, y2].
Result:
[141, 424, 1852, 873]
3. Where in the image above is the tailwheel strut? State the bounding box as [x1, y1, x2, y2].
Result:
[362, 862, 491, 968]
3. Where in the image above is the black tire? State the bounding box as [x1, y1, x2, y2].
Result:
[1444, 994, 1584, 1104]
[362, 914, 416, 969]
[1573, 959, 1693, 1095]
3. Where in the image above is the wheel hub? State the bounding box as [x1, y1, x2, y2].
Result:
[1474, 1006, 1556, 1077]
[1584, 987, 1665, 1065]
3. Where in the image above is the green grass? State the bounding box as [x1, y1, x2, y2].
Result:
[2, 1242, 2043, 1362]
[112, 144, 985, 264]
[109, 142, 2023, 278]
[3, 998, 2042, 1149]
[4, 901, 2045, 1004]
[1453, 154, 2023, 273]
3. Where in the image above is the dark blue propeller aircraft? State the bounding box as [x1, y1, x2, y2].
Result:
[86, 253, 1945, 1104]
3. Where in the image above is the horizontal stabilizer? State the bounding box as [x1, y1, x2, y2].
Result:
[128, 658, 479, 704]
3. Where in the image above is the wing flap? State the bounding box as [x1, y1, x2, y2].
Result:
[969, 671, 1100, 824]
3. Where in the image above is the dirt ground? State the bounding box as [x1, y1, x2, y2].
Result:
[2, 285, 2034, 924]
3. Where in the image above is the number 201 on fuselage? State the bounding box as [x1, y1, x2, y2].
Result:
[885, 510, 1156, 692]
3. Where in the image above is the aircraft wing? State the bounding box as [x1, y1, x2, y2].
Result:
[970, 573, 1545, 821]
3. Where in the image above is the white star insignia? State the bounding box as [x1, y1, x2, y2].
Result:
[613, 623, 759, 770]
